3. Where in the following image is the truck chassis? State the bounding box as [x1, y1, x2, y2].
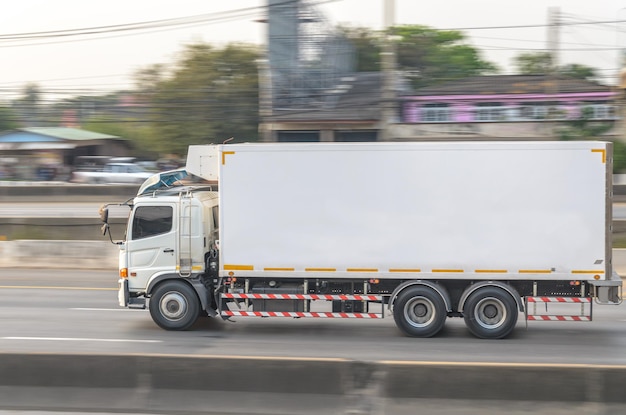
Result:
[138, 272, 612, 339]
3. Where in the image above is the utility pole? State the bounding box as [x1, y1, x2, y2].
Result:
[379, 0, 397, 141]
[616, 8, 626, 144]
[547, 7, 560, 76]
[616, 49, 626, 143]
[546, 7, 560, 122]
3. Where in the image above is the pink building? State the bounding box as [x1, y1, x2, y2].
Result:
[402, 75, 616, 124]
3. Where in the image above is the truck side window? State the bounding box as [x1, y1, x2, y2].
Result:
[132, 206, 173, 240]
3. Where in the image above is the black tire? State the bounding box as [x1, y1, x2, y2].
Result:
[149, 280, 200, 330]
[463, 287, 518, 339]
[393, 286, 447, 338]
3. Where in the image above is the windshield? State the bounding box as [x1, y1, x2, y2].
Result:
[137, 169, 189, 195]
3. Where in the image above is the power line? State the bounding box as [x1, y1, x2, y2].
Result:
[438, 19, 626, 32]
[470, 34, 620, 49]
[0, 12, 263, 48]
[0, 0, 340, 47]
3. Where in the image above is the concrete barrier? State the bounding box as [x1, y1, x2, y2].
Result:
[0, 240, 119, 269]
[0, 353, 625, 413]
[2, 241, 626, 275]
[0, 183, 139, 202]
[0, 217, 127, 241]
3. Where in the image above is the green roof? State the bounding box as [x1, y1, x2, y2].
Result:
[19, 127, 124, 141]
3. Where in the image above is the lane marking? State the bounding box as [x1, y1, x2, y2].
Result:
[377, 360, 626, 369]
[2, 337, 161, 343]
[0, 285, 116, 291]
[71, 308, 136, 311]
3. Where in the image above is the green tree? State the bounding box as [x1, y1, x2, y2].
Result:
[342, 25, 498, 88]
[556, 107, 620, 171]
[557, 107, 612, 140]
[394, 25, 498, 87]
[0, 106, 18, 131]
[513, 52, 598, 80]
[144, 42, 261, 155]
[340, 26, 381, 72]
[514, 52, 553, 75]
[13, 83, 42, 126]
[559, 63, 597, 81]
[613, 140, 626, 174]
[82, 116, 159, 160]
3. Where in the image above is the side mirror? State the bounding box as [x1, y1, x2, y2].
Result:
[99, 205, 109, 223]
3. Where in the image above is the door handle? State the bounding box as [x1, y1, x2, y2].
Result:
[163, 248, 174, 253]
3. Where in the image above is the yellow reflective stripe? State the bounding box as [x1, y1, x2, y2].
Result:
[591, 149, 606, 163]
[223, 265, 597, 274]
[222, 151, 235, 165]
[224, 264, 254, 271]
[176, 266, 202, 271]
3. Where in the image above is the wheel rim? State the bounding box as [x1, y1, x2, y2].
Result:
[473, 297, 506, 329]
[403, 296, 436, 328]
[160, 291, 188, 321]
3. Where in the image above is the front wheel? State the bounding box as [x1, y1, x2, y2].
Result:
[463, 287, 518, 339]
[149, 280, 200, 330]
[393, 286, 447, 337]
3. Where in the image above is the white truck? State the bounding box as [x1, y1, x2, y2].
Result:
[100, 141, 622, 339]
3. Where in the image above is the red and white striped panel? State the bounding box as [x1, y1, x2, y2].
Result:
[526, 297, 591, 303]
[527, 315, 591, 321]
[221, 310, 383, 319]
[221, 293, 383, 301]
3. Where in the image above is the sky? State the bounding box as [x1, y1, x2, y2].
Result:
[0, 0, 624, 102]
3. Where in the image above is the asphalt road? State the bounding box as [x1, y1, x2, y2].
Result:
[1, 268, 625, 365]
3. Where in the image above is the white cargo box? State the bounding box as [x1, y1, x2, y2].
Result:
[187, 141, 611, 281]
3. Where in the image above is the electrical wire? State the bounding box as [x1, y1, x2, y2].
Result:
[0, 2, 622, 110]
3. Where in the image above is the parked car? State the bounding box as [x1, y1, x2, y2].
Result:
[71, 162, 154, 184]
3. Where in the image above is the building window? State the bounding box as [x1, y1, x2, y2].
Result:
[277, 131, 320, 142]
[421, 103, 450, 122]
[518, 102, 563, 120]
[335, 130, 378, 142]
[582, 102, 616, 120]
[475, 102, 505, 121]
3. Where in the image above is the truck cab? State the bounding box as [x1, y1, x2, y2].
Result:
[109, 177, 219, 329]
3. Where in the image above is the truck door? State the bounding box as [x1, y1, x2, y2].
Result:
[126, 204, 177, 283]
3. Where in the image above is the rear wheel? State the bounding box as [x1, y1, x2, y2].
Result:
[149, 280, 200, 330]
[393, 286, 447, 337]
[463, 287, 518, 339]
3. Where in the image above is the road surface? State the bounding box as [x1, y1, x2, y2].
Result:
[1, 268, 625, 365]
